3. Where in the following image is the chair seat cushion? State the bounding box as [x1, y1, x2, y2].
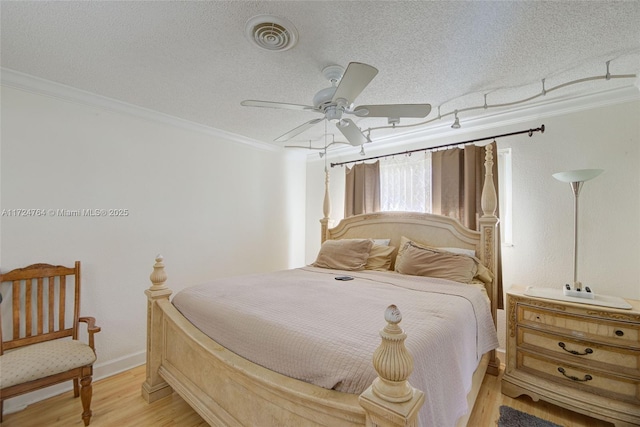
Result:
[0, 340, 96, 388]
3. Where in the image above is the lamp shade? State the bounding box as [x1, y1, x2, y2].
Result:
[552, 169, 603, 183]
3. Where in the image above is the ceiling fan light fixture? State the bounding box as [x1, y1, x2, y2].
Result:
[325, 106, 343, 122]
[245, 15, 298, 52]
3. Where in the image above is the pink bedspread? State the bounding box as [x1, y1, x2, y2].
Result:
[172, 267, 499, 427]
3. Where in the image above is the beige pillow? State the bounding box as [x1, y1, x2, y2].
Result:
[365, 244, 396, 271]
[395, 236, 415, 262]
[395, 242, 478, 283]
[474, 262, 494, 284]
[313, 239, 373, 271]
[396, 236, 493, 282]
[396, 236, 477, 261]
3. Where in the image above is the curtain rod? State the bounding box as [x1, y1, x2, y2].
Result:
[330, 124, 545, 168]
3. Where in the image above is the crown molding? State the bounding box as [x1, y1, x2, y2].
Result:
[3, 68, 637, 159]
[0, 68, 281, 153]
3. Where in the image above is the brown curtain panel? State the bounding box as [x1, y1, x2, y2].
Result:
[344, 161, 381, 217]
[432, 142, 504, 309]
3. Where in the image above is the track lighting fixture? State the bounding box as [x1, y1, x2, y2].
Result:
[451, 110, 461, 129]
[359, 145, 366, 156]
[360, 59, 635, 138]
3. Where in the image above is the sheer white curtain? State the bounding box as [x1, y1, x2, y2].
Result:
[380, 152, 432, 212]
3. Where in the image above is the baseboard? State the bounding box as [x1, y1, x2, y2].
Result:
[2, 350, 146, 415]
[93, 349, 147, 381]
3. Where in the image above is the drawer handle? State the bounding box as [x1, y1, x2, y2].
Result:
[558, 342, 593, 356]
[615, 330, 624, 337]
[557, 367, 593, 382]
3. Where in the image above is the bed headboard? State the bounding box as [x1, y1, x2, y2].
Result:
[326, 211, 480, 260]
[320, 145, 500, 375]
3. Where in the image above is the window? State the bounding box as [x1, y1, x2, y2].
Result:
[379, 147, 512, 245]
[380, 152, 432, 213]
[497, 148, 513, 246]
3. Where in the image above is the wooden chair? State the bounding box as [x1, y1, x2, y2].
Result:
[0, 262, 100, 426]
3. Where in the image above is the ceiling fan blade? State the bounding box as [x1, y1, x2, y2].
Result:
[274, 118, 324, 142]
[331, 62, 378, 104]
[241, 100, 316, 111]
[336, 119, 368, 146]
[353, 104, 432, 118]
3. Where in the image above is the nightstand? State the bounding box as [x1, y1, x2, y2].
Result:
[501, 285, 640, 427]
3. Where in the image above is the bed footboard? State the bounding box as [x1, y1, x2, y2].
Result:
[141, 256, 425, 427]
[141, 255, 173, 403]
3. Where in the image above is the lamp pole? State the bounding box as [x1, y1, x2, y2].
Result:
[570, 181, 583, 289]
[552, 169, 603, 292]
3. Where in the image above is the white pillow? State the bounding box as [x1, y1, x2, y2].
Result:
[372, 238, 391, 246]
[438, 247, 476, 257]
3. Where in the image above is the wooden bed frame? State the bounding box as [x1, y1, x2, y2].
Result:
[142, 146, 501, 427]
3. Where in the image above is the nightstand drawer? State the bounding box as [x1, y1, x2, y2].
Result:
[518, 305, 640, 348]
[517, 350, 640, 405]
[518, 327, 640, 377]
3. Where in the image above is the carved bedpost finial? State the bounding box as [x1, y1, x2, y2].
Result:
[371, 305, 415, 403]
[149, 255, 168, 291]
[481, 144, 498, 218]
[320, 168, 332, 243]
[323, 167, 331, 220]
[359, 305, 424, 426]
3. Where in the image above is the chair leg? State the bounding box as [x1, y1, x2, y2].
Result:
[80, 375, 93, 426]
[73, 377, 80, 398]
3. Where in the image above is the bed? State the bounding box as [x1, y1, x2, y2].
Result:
[141, 146, 501, 427]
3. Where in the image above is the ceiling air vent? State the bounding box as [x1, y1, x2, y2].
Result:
[245, 15, 298, 52]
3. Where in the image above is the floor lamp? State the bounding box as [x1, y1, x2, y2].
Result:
[552, 168, 603, 299]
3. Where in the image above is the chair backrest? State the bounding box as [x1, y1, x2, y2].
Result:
[0, 262, 81, 355]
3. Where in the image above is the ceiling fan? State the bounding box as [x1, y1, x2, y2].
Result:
[241, 62, 432, 146]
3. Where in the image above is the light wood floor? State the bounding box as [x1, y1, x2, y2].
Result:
[2, 364, 614, 427]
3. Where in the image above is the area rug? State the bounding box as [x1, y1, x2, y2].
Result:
[498, 405, 563, 427]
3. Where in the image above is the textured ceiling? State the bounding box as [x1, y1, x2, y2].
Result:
[2, 1, 639, 149]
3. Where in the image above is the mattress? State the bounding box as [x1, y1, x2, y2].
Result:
[172, 266, 499, 427]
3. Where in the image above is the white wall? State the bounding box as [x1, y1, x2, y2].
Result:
[500, 100, 639, 300]
[0, 85, 307, 410]
[305, 93, 640, 352]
